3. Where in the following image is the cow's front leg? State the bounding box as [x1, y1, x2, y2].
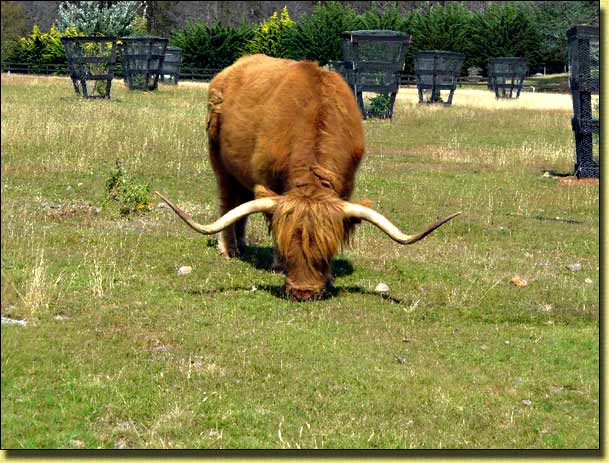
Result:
[217, 179, 253, 258]
[271, 243, 285, 273]
[218, 226, 239, 258]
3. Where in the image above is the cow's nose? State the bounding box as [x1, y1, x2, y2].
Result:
[283, 284, 324, 302]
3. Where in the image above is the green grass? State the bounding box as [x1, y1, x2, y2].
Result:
[524, 73, 570, 93]
[1, 74, 599, 449]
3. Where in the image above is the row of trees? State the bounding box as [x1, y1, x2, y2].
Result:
[1, 1, 599, 76]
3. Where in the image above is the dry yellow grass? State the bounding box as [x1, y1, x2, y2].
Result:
[395, 87, 573, 111]
[169, 80, 573, 112]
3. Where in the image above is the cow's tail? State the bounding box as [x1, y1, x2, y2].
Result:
[207, 87, 223, 140]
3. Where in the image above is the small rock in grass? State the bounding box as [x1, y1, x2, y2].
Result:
[585, 278, 593, 284]
[521, 399, 532, 407]
[566, 263, 582, 272]
[375, 282, 390, 293]
[402, 338, 416, 343]
[1, 316, 26, 327]
[542, 171, 552, 178]
[177, 265, 192, 275]
[510, 275, 528, 287]
[157, 201, 168, 209]
[115, 439, 129, 449]
[396, 356, 406, 364]
[69, 439, 85, 448]
[66, 185, 73, 192]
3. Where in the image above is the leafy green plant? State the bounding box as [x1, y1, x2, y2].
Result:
[242, 6, 295, 58]
[105, 160, 151, 216]
[368, 93, 390, 117]
[131, 15, 149, 35]
[56, 0, 140, 37]
[5, 24, 82, 68]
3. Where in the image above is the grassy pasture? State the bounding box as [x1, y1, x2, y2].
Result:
[0, 74, 599, 449]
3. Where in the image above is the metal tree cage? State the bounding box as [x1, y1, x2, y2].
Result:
[487, 57, 528, 98]
[567, 25, 599, 178]
[335, 30, 410, 120]
[415, 50, 464, 105]
[61, 36, 118, 99]
[160, 47, 183, 84]
[119, 36, 168, 91]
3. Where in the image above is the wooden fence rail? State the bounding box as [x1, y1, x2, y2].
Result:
[1, 62, 489, 87]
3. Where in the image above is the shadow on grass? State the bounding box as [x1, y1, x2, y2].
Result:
[545, 169, 573, 177]
[182, 283, 407, 305]
[504, 212, 585, 225]
[236, 245, 355, 278]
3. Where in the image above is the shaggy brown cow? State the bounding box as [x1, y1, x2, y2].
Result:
[156, 54, 459, 301]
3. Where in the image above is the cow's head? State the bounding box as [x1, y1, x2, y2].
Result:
[155, 189, 459, 302]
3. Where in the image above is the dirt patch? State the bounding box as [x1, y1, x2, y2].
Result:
[40, 200, 101, 218]
[559, 177, 599, 186]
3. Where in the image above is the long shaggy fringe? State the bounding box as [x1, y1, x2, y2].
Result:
[271, 187, 356, 277]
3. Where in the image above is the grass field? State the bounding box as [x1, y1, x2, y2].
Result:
[0, 74, 599, 449]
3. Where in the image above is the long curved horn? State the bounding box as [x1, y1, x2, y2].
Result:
[155, 191, 276, 235]
[343, 202, 460, 245]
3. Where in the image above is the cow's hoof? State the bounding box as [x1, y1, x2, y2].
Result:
[218, 241, 240, 258]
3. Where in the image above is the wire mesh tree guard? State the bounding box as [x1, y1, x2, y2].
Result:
[160, 47, 183, 85]
[331, 30, 410, 120]
[567, 25, 599, 179]
[61, 36, 118, 99]
[487, 57, 528, 99]
[119, 36, 169, 91]
[415, 50, 464, 105]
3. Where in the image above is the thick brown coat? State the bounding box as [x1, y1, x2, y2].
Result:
[207, 54, 365, 299]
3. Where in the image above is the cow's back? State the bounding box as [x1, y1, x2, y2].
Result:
[207, 54, 365, 199]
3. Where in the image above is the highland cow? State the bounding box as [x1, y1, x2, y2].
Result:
[156, 54, 459, 301]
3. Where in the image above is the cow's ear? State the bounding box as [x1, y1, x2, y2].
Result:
[254, 185, 278, 199]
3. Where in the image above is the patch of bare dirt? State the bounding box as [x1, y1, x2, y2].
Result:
[559, 176, 599, 186]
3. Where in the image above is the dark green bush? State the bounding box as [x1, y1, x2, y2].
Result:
[1, 0, 28, 63]
[170, 21, 254, 69]
[465, 3, 542, 75]
[283, 1, 360, 65]
[357, 4, 409, 32]
[531, 1, 599, 73]
[404, 3, 473, 75]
